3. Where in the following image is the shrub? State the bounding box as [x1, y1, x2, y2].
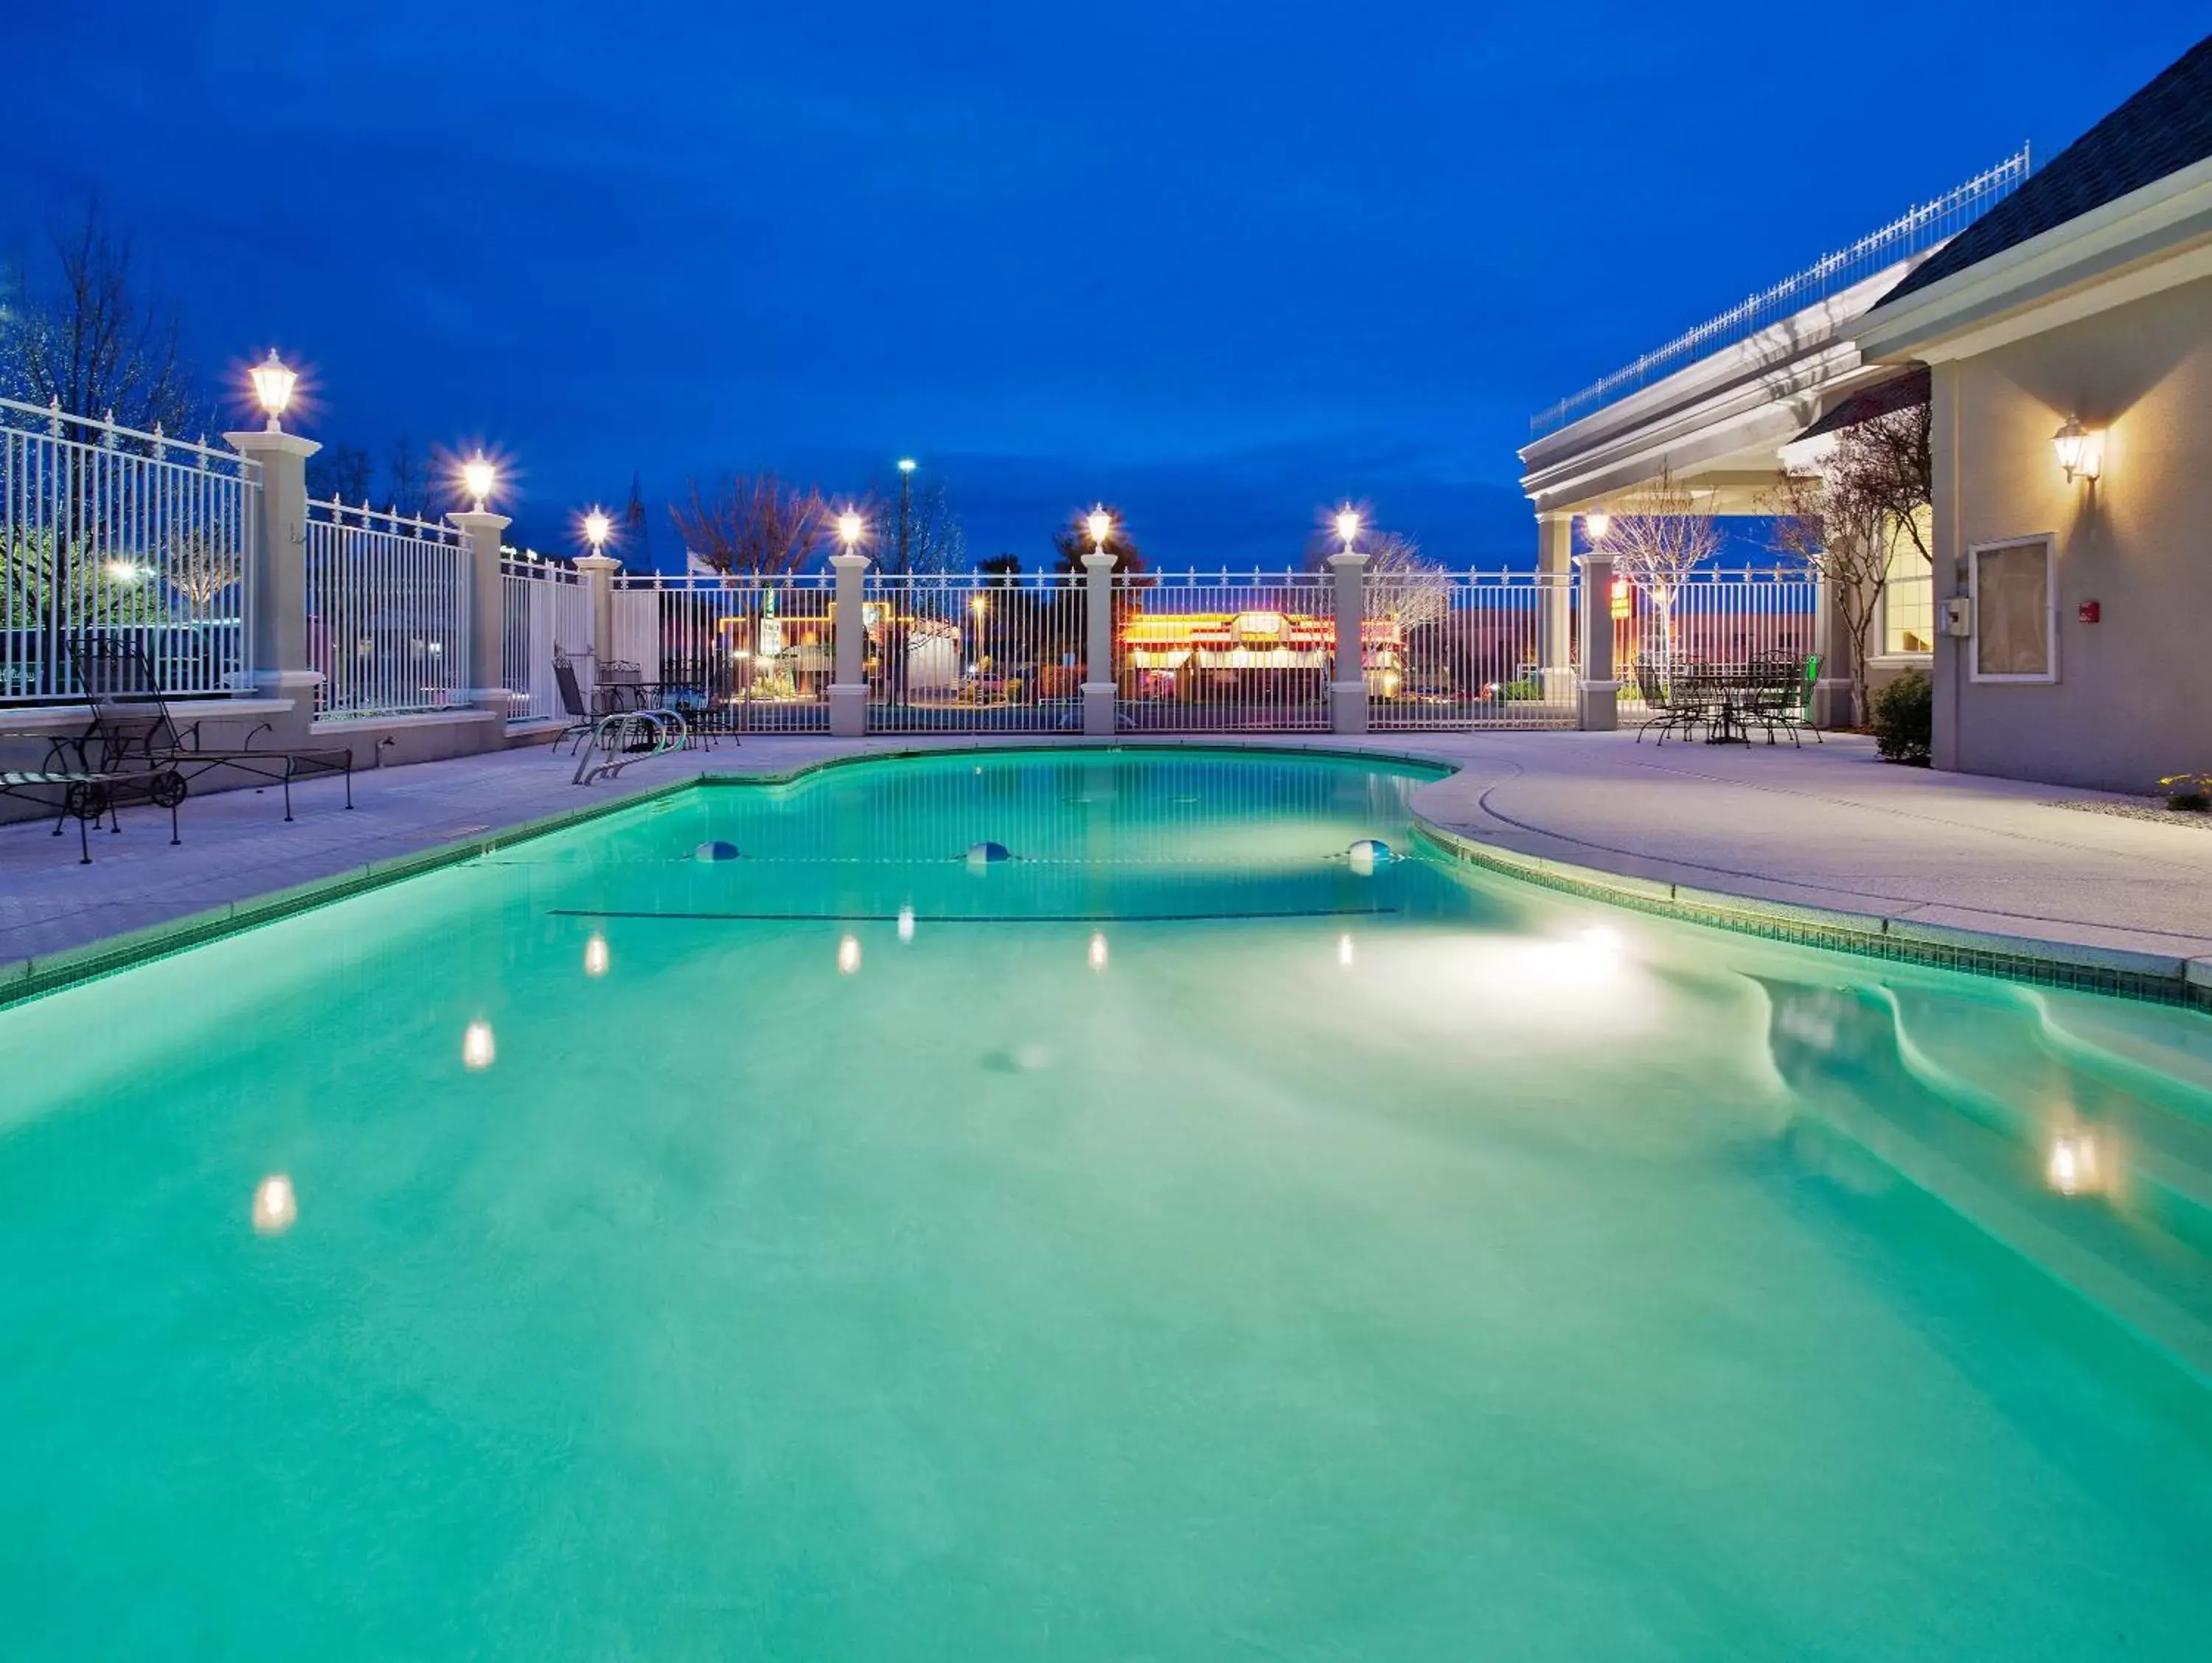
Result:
[2158, 773, 2212, 811]
[1871, 669, 1932, 765]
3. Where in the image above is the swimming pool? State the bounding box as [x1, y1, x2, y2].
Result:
[4, 747, 2211, 1659]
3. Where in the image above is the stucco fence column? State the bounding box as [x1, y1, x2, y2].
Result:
[829, 551, 870, 738]
[1535, 510, 1576, 705]
[451, 509, 513, 719]
[1327, 548, 1369, 734]
[225, 427, 321, 745]
[1811, 565, 1859, 728]
[1081, 553, 1117, 737]
[1576, 551, 1618, 731]
[572, 552, 621, 705]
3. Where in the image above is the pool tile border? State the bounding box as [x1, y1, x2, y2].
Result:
[1412, 818, 2212, 1011]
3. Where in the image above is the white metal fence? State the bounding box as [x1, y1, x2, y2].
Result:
[866, 570, 1086, 731]
[305, 500, 470, 717]
[1, 397, 259, 705]
[501, 557, 592, 721]
[1112, 570, 1335, 732]
[1367, 571, 1576, 729]
[1615, 568, 1820, 707]
[611, 571, 836, 731]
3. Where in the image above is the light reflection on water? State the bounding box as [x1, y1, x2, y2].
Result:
[1, 748, 2211, 1659]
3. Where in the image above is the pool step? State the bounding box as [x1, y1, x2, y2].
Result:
[1754, 976, 2212, 1384]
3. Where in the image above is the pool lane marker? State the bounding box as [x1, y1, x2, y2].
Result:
[547, 906, 1399, 924]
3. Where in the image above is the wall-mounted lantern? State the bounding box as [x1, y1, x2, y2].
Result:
[2052, 416, 2104, 484]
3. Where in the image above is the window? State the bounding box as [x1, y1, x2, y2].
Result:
[1969, 535, 2059, 683]
[1881, 515, 1935, 656]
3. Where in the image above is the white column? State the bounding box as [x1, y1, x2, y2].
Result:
[1081, 552, 1117, 738]
[1577, 551, 1618, 731]
[1535, 509, 1576, 703]
[224, 428, 321, 742]
[1326, 548, 1369, 734]
[573, 552, 619, 705]
[829, 551, 869, 738]
[450, 509, 512, 717]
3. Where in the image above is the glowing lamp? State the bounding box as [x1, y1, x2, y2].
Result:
[1586, 510, 1611, 543]
[582, 509, 613, 553]
[2052, 416, 2102, 484]
[462, 455, 496, 512]
[250, 349, 297, 431]
[836, 510, 865, 550]
[1335, 507, 1361, 551]
[898, 457, 917, 474]
[1086, 507, 1113, 551]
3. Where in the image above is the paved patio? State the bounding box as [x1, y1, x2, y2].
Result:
[6, 728, 2211, 994]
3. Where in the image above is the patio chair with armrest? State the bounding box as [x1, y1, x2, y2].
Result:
[67, 634, 354, 821]
[1739, 652, 1822, 747]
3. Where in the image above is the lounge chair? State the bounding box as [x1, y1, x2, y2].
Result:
[66, 635, 354, 821]
[0, 757, 185, 863]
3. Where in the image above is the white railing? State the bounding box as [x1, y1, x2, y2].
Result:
[500, 556, 592, 721]
[1367, 571, 1576, 729]
[611, 571, 836, 731]
[866, 569, 1086, 731]
[1531, 148, 2031, 436]
[305, 500, 470, 717]
[1113, 570, 1335, 731]
[1, 397, 259, 704]
[1614, 567, 1820, 707]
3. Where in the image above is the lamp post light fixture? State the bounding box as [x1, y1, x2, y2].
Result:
[836, 509, 866, 553]
[897, 458, 917, 571]
[249, 349, 298, 432]
[462, 454, 496, 513]
[1335, 507, 1361, 554]
[582, 507, 613, 555]
[1586, 510, 1611, 545]
[2052, 416, 2104, 484]
[1086, 506, 1113, 559]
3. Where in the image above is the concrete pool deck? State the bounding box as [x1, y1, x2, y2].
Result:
[5, 728, 2211, 1005]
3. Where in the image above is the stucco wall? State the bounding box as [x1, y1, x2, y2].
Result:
[1931, 272, 2212, 792]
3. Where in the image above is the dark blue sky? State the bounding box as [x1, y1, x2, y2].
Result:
[10, 4, 2203, 568]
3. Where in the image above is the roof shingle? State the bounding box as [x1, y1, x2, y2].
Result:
[1879, 33, 2212, 306]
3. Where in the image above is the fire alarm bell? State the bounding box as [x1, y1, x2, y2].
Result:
[2077, 600, 2101, 624]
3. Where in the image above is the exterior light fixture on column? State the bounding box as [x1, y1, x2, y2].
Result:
[1087, 506, 1113, 558]
[2052, 416, 2104, 484]
[250, 349, 298, 432]
[582, 507, 613, 555]
[837, 509, 866, 552]
[462, 454, 497, 512]
[1335, 506, 1361, 554]
[1585, 510, 1611, 545]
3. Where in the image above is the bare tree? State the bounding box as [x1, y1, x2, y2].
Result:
[874, 477, 966, 573]
[669, 473, 833, 573]
[162, 526, 244, 610]
[1767, 400, 1933, 724]
[1306, 529, 1451, 628]
[0, 202, 201, 433]
[1599, 466, 1723, 667]
[306, 444, 374, 504]
[384, 436, 430, 517]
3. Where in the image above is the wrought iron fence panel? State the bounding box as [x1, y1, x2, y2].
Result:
[1111, 570, 1335, 732]
[1367, 571, 1577, 729]
[1, 397, 258, 705]
[611, 571, 836, 731]
[500, 558, 592, 722]
[1615, 568, 1820, 708]
[864, 570, 1086, 731]
[305, 501, 470, 717]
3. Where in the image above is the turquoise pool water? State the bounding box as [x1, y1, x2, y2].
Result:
[4, 748, 2212, 1659]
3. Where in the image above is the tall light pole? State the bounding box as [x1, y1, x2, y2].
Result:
[897, 457, 917, 573]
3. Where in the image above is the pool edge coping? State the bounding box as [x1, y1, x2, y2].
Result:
[1409, 817, 2212, 1012]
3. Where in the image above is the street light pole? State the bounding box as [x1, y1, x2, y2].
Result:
[897, 457, 917, 573]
